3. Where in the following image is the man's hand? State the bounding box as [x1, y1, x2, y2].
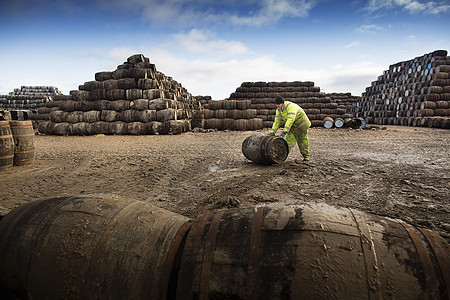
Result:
[279, 132, 286, 138]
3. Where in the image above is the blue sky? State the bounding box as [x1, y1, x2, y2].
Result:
[1, 0, 449, 99]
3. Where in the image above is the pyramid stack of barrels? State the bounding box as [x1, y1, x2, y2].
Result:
[36, 54, 201, 135]
[198, 81, 355, 130]
[0, 86, 61, 111]
[352, 49, 450, 128]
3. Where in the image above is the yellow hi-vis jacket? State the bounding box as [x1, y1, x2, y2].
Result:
[270, 101, 310, 134]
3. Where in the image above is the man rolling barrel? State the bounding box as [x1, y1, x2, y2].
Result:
[269, 95, 311, 162]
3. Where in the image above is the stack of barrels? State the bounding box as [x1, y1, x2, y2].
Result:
[0, 86, 61, 110]
[227, 81, 353, 128]
[35, 54, 201, 135]
[327, 92, 361, 115]
[196, 82, 357, 130]
[352, 49, 450, 128]
[0, 119, 35, 169]
[0, 194, 448, 299]
[195, 96, 264, 130]
[0, 86, 63, 122]
[322, 93, 364, 129]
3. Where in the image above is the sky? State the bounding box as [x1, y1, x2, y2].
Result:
[1, 0, 449, 99]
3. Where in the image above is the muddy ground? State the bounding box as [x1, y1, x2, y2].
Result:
[0, 126, 449, 241]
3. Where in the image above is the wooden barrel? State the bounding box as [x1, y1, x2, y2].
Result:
[356, 117, 366, 128]
[435, 101, 449, 109]
[49, 110, 67, 123]
[311, 119, 324, 127]
[248, 118, 264, 130]
[130, 99, 149, 111]
[9, 120, 35, 166]
[0, 121, 14, 169]
[134, 109, 157, 123]
[65, 111, 85, 123]
[176, 203, 449, 300]
[145, 121, 164, 135]
[52, 122, 73, 136]
[101, 110, 122, 122]
[72, 122, 90, 136]
[84, 110, 101, 123]
[127, 122, 145, 135]
[234, 119, 249, 131]
[334, 117, 344, 128]
[109, 121, 127, 135]
[0, 194, 191, 300]
[242, 134, 289, 165]
[156, 109, 177, 122]
[323, 116, 334, 128]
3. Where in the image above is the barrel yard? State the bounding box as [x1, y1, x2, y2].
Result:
[0, 51, 449, 299]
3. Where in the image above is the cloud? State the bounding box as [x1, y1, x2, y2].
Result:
[1, 0, 319, 27]
[356, 24, 384, 33]
[170, 29, 250, 56]
[343, 41, 361, 49]
[230, 0, 318, 26]
[364, 0, 450, 15]
[144, 47, 383, 99]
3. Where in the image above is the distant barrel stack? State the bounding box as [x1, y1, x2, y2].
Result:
[353, 49, 450, 129]
[35, 54, 201, 135]
[197, 82, 359, 130]
[0, 86, 62, 121]
[0, 86, 61, 110]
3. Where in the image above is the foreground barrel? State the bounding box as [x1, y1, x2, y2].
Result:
[242, 134, 289, 165]
[176, 203, 449, 300]
[0, 121, 14, 169]
[0, 194, 191, 299]
[9, 120, 35, 166]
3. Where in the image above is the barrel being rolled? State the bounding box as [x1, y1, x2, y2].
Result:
[0, 194, 191, 300]
[242, 134, 289, 165]
[9, 120, 35, 166]
[0, 121, 14, 169]
[176, 203, 449, 300]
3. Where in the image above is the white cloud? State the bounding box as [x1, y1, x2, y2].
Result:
[95, 0, 319, 27]
[230, 0, 318, 26]
[170, 29, 250, 56]
[364, 0, 450, 15]
[144, 47, 383, 99]
[344, 41, 361, 49]
[356, 24, 384, 33]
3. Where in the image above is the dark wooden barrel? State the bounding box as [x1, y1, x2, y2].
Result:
[9, 120, 35, 166]
[109, 121, 127, 135]
[234, 119, 249, 131]
[0, 194, 191, 300]
[176, 203, 449, 300]
[0, 121, 14, 169]
[242, 134, 289, 165]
